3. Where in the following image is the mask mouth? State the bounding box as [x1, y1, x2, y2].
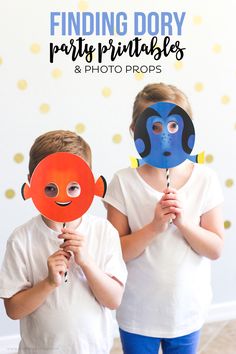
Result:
[163, 151, 171, 156]
[55, 201, 72, 207]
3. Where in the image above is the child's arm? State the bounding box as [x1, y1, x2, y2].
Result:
[59, 229, 125, 310]
[162, 188, 224, 260]
[107, 195, 176, 262]
[4, 250, 70, 320]
[177, 207, 224, 259]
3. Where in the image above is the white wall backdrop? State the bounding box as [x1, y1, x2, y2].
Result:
[0, 0, 235, 338]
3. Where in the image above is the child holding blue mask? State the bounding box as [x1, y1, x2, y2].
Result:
[104, 83, 224, 354]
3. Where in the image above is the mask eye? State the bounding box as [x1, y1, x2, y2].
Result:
[152, 122, 163, 134]
[67, 182, 81, 198]
[44, 183, 59, 198]
[167, 121, 179, 134]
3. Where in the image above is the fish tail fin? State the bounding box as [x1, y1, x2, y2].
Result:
[21, 183, 31, 200]
[188, 151, 204, 164]
[130, 157, 144, 168]
[95, 176, 107, 198]
[196, 151, 205, 164]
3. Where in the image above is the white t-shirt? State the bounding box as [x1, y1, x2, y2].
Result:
[0, 214, 127, 354]
[104, 164, 224, 338]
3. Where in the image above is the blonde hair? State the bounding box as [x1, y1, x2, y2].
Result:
[29, 130, 91, 176]
[130, 83, 192, 132]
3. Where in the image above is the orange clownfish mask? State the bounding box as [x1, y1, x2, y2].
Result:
[21, 152, 107, 222]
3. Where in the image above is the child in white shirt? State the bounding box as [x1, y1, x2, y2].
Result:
[104, 83, 224, 354]
[0, 130, 127, 354]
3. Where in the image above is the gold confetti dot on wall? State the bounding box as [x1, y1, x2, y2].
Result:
[30, 43, 41, 54]
[225, 179, 234, 188]
[193, 16, 203, 25]
[14, 153, 24, 163]
[174, 61, 183, 70]
[17, 80, 28, 91]
[51, 68, 62, 79]
[112, 134, 122, 144]
[0, 57, 3, 65]
[75, 123, 86, 134]
[39, 103, 50, 114]
[205, 154, 214, 163]
[78, 0, 89, 11]
[224, 220, 231, 229]
[152, 42, 161, 49]
[194, 82, 204, 92]
[5, 189, 15, 199]
[221, 96, 230, 105]
[90, 52, 96, 62]
[135, 72, 144, 81]
[212, 44, 222, 53]
[102, 87, 112, 97]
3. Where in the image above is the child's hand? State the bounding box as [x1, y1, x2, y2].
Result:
[151, 190, 177, 233]
[47, 250, 71, 287]
[58, 228, 89, 267]
[161, 188, 185, 227]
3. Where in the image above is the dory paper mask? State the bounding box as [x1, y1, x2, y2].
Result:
[21, 152, 106, 222]
[132, 102, 204, 169]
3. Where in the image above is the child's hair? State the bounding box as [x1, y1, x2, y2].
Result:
[130, 83, 193, 132]
[29, 130, 91, 176]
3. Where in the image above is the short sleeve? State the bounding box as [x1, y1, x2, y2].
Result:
[201, 170, 224, 214]
[103, 173, 127, 216]
[104, 224, 127, 286]
[0, 236, 32, 298]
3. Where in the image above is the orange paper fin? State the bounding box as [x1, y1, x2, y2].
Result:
[21, 183, 31, 200]
[95, 176, 107, 198]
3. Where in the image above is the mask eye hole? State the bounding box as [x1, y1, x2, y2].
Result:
[167, 121, 179, 134]
[67, 182, 81, 198]
[44, 183, 59, 198]
[152, 122, 163, 134]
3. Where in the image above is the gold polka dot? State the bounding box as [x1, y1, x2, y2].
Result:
[78, 0, 89, 11]
[51, 68, 62, 79]
[75, 123, 86, 134]
[39, 103, 50, 114]
[221, 96, 230, 104]
[134, 72, 144, 81]
[225, 179, 234, 188]
[30, 43, 41, 54]
[0, 57, 3, 65]
[102, 87, 111, 97]
[193, 16, 203, 25]
[5, 189, 15, 199]
[17, 80, 28, 91]
[153, 44, 160, 50]
[14, 153, 24, 163]
[212, 44, 222, 53]
[174, 61, 183, 70]
[224, 220, 231, 229]
[194, 82, 204, 92]
[89, 52, 96, 62]
[205, 154, 214, 163]
[112, 134, 122, 144]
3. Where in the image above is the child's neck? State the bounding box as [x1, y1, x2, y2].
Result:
[137, 160, 194, 192]
[41, 215, 82, 232]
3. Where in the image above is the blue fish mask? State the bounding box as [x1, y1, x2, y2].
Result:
[132, 102, 204, 168]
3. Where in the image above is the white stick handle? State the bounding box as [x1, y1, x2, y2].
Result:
[63, 222, 68, 283]
[166, 169, 173, 224]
